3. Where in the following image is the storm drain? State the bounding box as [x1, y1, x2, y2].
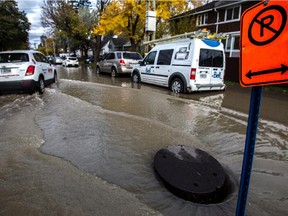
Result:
[154, 145, 229, 204]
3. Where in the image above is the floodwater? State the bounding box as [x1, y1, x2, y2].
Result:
[0, 65, 287, 216]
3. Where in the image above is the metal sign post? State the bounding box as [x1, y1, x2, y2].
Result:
[236, 86, 263, 216]
[237, 0, 288, 214]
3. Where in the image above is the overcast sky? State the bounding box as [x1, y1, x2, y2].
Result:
[16, 0, 98, 49]
[16, 0, 45, 48]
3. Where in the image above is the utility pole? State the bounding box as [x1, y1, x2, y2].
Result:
[151, 0, 156, 40]
[145, 0, 156, 48]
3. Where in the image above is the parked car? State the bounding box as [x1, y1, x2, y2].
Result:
[46, 55, 55, 64]
[96, 51, 142, 77]
[131, 38, 226, 93]
[84, 56, 94, 64]
[62, 56, 79, 67]
[54, 57, 63, 65]
[0, 50, 57, 94]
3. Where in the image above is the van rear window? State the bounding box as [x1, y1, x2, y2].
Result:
[199, 49, 223, 67]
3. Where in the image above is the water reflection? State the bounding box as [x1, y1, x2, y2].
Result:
[58, 65, 131, 87]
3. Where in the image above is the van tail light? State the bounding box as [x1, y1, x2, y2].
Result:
[25, 65, 35, 76]
[119, 59, 125, 65]
[190, 68, 196, 80]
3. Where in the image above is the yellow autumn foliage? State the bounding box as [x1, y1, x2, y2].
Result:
[93, 0, 204, 42]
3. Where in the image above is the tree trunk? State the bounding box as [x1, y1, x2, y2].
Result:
[94, 35, 102, 63]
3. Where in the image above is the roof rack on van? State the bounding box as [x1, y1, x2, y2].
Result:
[143, 29, 229, 45]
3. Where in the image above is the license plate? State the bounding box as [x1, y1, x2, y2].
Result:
[200, 73, 207, 79]
[0, 68, 11, 73]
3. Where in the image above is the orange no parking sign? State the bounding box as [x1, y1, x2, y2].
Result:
[240, 0, 288, 87]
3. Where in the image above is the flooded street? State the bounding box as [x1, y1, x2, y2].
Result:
[0, 65, 287, 216]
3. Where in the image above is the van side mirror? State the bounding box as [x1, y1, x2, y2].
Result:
[139, 60, 145, 66]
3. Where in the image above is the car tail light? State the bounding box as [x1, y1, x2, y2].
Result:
[25, 65, 35, 76]
[190, 68, 196, 80]
[119, 59, 125, 65]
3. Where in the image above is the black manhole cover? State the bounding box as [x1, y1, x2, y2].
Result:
[154, 145, 228, 204]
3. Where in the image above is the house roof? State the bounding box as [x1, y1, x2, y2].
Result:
[100, 35, 113, 48]
[100, 35, 130, 49]
[110, 37, 129, 48]
[169, 0, 249, 21]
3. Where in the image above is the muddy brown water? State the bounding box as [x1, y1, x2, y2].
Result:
[0, 65, 287, 216]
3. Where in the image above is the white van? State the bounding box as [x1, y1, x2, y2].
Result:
[131, 38, 226, 93]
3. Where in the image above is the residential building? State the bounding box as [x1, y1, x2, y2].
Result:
[99, 36, 130, 56]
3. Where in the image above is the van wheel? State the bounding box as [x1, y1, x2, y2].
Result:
[171, 78, 184, 93]
[132, 72, 140, 83]
[38, 77, 45, 94]
[111, 68, 118, 77]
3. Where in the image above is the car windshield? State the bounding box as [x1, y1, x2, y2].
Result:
[123, 53, 142, 60]
[0, 53, 29, 63]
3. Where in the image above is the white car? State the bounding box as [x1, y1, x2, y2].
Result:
[54, 57, 63, 65]
[62, 56, 79, 67]
[0, 50, 57, 94]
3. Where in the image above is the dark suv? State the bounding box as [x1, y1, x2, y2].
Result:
[96, 51, 142, 77]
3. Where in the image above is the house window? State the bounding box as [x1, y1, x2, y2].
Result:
[197, 13, 208, 26]
[224, 34, 240, 57]
[225, 6, 240, 21]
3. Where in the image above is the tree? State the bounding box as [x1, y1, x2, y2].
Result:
[94, 0, 146, 52]
[0, 0, 30, 50]
[169, 15, 197, 36]
[169, 0, 207, 35]
[41, 0, 110, 60]
[93, 0, 204, 51]
[41, 1, 84, 53]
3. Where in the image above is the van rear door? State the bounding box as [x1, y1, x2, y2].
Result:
[209, 50, 224, 85]
[198, 49, 224, 86]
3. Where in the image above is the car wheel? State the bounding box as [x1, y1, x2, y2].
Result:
[38, 76, 45, 94]
[170, 78, 184, 93]
[53, 72, 58, 83]
[111, 68, 118, 77]
[132, 72, 140, 83]
[96, 66, 101, 74]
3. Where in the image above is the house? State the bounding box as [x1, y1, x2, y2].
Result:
[169, 0, 261, 82]
[100, 35, 131, 56]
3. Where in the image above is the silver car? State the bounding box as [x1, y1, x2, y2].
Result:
[0, 50, 57, 94]
[96, 51, 142, 77]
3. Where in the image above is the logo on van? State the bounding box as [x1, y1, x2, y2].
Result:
[212, 72, 221, 78]
[146, 67, 152, 73]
